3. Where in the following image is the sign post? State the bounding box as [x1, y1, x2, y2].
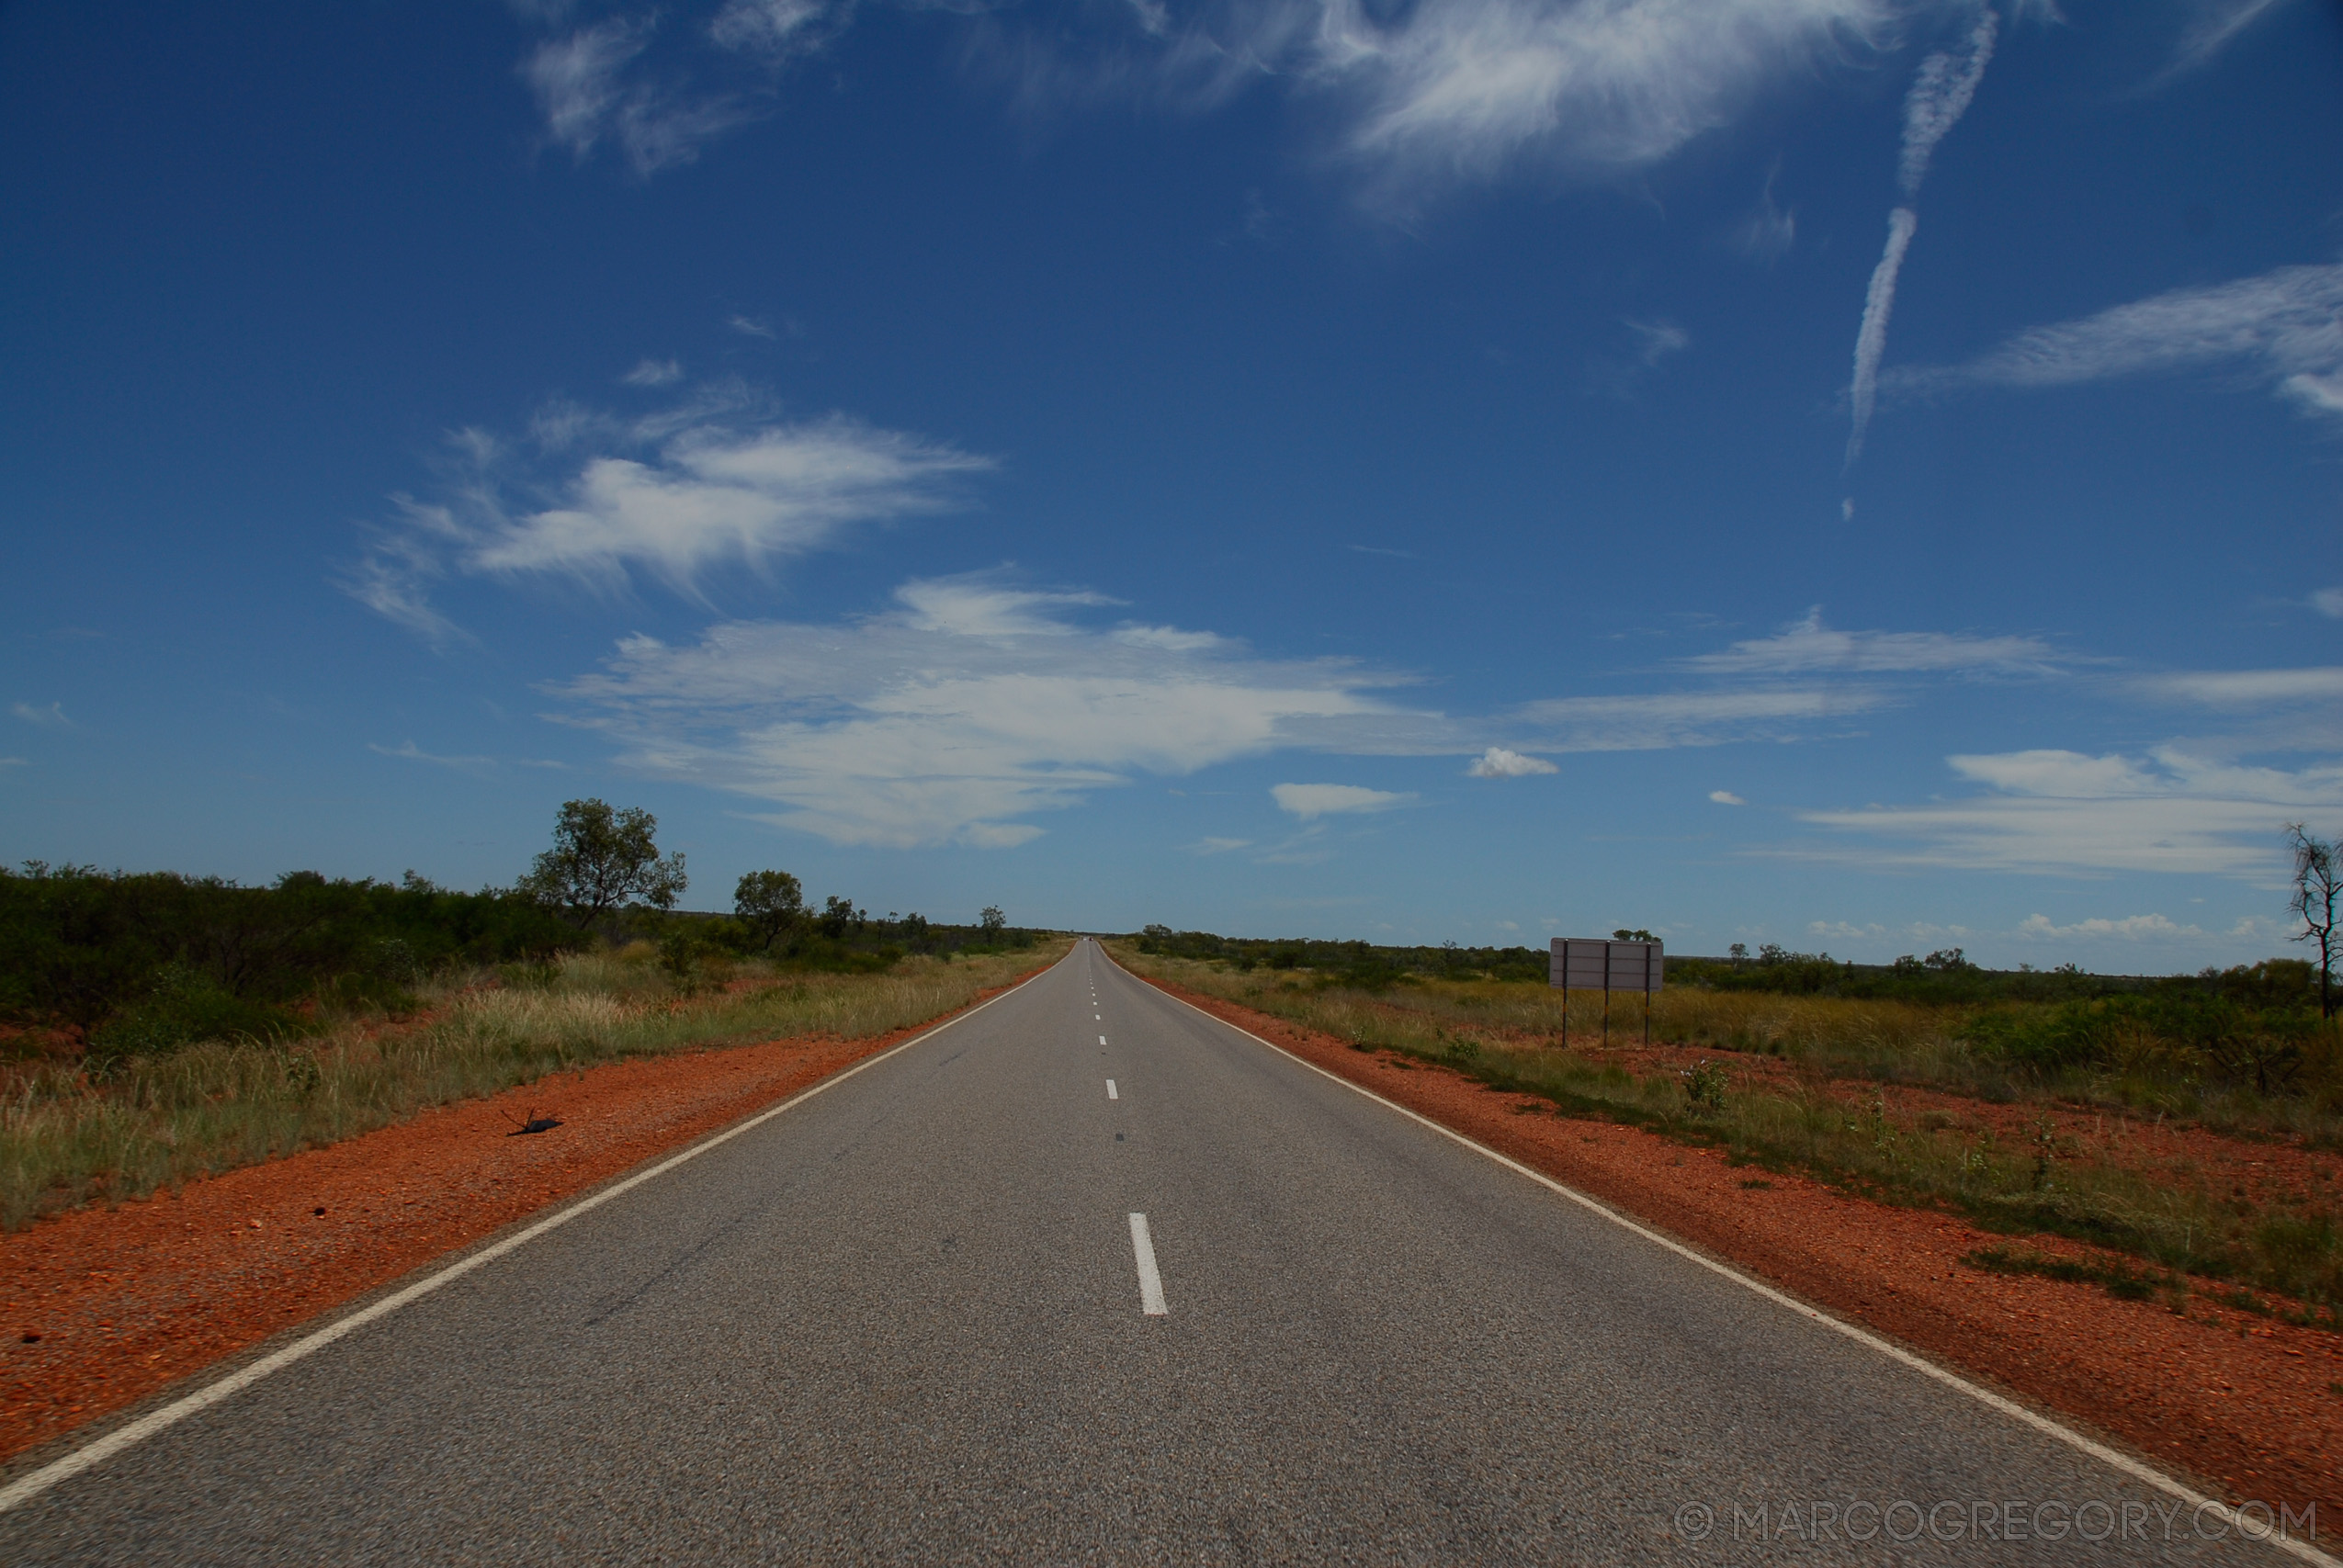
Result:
[1550, 937, 1664, 1047]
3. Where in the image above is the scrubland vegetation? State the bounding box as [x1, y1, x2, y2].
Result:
[1114, 932, 2343, 1318]
[0, 936, 1060, 1232]
[0, 802, 1052, 1230]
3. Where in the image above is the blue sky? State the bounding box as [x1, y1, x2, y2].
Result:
[5, 0, 2340, 966]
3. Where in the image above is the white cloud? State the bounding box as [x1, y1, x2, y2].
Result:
[895, 578, 1115, 638]
[2311, 587, 2343, 619]
[1709, 789, 1746, 805]
[1887, 261, 2343, 427]
[623, 358, 684, 387]
[517, 0, 855, 178]
[1730, 163, 1796, 262]
[10, 702, 70, 728]
[728, 314, 776, 338]
[368, 740, 499, 773]
[1271, 783, 1416, 818]
[1503, 685, 1891, 752]
[2159, 0, 2298, 80]
[0, 757, 27, 769]
[471, 419, 986, 588]
[1310, 0, 1905, 201]
[550, 577, 1404, 848]
[350, 404, 990, 637]
[1467, 746, 1556, 777]
[1192, 836, 1254, 853]
[2016, 911, 2180, 941]
[488, 563, 2083, 844]
[1791, 747, 2343, 876]
[1115, 624, 1229, 651]
[1681, 607, 2060, 676]
[522, 17, 761, 175]
[1624, 318, 1690, 366]
[2144, 667, 2343, 707]
[524, 20, 646, 157]
[710, 0, 832, 59]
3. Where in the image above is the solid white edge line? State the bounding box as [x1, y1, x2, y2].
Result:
[1128, 1212, 1168, 1315]
[1117, 958, 2337, 1568]
[0, 955, 1065, 1517]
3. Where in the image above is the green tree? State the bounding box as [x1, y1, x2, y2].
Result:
[733, 869, 805, 953]
[2288, 823, 2339, 1018]
[519, 799, 686, 930]
[980, 906, 1007, 939]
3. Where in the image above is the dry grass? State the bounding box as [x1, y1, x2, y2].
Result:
[1111, 946, 2343, 1314]
[0, 941, 1066, 1231]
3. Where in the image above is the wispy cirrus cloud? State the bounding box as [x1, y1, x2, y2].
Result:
[523, 17, 764, 175]
[1789, 747, 2343, 876]
[368, 739, 500, 773]
[2143, 666, 2343, 708]
[2134, 663, 2343, 753]
[1307, 0, 1908, 204]
[519, 0, 848, 175]
[1885, 261, 2343, 426]
[526, 0, 2022, 200]
[1501, 685, 1890, 752]
[2156, 0, 2300, 81]
[1678, 606, 2062, 675]
[1729, 161, 1796, 262]
[1272, 782, 1414, 818]
[9, 701, 71, 728]
[345, 392, 990, 644]
[623, 357, 684, 387]
[522, 564, 2065, 849]
[550, 575, 1405, 848]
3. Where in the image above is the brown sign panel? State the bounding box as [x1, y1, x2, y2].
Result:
[1549, 937, 1663, 994]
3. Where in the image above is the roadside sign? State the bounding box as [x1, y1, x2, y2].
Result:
[1550, 937, 1663, 1045]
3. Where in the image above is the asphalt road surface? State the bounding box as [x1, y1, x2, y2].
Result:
[0, 941, 2314, 1565]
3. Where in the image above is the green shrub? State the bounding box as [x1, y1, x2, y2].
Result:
[85, 964, 311, 1066]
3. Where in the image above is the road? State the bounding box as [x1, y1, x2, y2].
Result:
[0, 941, 2311, 1564]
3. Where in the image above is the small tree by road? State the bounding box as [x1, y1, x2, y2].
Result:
[519, 799, 686, 930]
[733, 870, 805, 953]
[979, 907, 1007, 941]
[2289, 823, 2339, 1018]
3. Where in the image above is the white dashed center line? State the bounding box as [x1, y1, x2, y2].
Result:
[1099, 1035, 1107, 1045]
[1127, 1213, 1168, 1315]
[1105, 1078, 1118, 1100]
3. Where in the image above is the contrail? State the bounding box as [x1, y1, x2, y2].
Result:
[1898, 8, 1998, 199]
[1847, 206, 1919, 466]
[1845, 6, 1998, 468]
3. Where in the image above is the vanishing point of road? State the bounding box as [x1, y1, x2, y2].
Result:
[0, 942, 2315, 1564]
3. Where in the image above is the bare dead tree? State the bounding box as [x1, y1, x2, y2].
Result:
[2287, 823, 2339, 1019]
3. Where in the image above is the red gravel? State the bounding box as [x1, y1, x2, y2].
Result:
[0, 970, 1041, 1468]
[1138, 973, 2341, 1531]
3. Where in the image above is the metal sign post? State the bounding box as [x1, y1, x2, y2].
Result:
[1550, 937, 1663, 1048]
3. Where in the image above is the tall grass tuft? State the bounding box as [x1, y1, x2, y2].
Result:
[0, 942, 1063, 1231]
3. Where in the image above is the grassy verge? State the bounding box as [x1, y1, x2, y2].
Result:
[1109, 945, 2343, 1318]
[1, 940, 1067, 1230]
